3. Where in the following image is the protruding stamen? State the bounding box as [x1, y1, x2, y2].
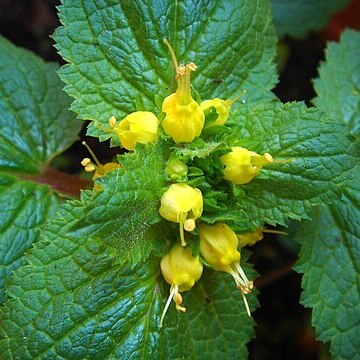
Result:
[82, 141, 102, 167]
[177, 212, 187, 246]
[234, 262, 252, 290]
[109, 116, 117, 128]
[163, 38, 179, 71]
[81, 158, 91, 166]
[84, 163, 96, 173]
[173, 293, 186, 312]
[160, 285, 177, 328]
[187, 62, 197, 72]
[263, 228, 289, 236]
[241, 291, 252, 317]
[272, 158, 296, 164]
[184, 219, 196, 232]
[226, 89, 247, 107]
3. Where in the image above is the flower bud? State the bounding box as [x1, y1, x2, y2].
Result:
[159, 183, 203, 246]
[111, 111, 158, 150]
[166, 158, 188, 181]
[199, 223, 253, 317]
[160, 243, 203, 327]
[200, 98, 231, 126]
[237, 229, 264, 247]
[221, 147, 273, 185]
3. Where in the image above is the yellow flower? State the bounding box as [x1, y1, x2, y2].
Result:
[161, 40, 205, 143]
[237, 229, 264, 247]
[199, 223, 253, 317]
[81, 142, 120, 190]
[200, 98, 231, 126]
[159, 183, 203, 246]
[200, 91, 246, 126]
[221, 147, 273, 185]
[160, 243, 203, 327]
[109, 112, 158, 150]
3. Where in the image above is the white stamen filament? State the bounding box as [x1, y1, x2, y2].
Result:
[241, 291, 251, 318]
[160, 285, 178, 328]
[177, 212, 187, 246]
[229, 263, 253, 317]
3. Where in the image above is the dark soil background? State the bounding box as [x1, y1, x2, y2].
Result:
[1, 1, 359, 359]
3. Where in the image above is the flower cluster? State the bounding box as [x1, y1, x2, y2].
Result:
[82, 40, 288, 327]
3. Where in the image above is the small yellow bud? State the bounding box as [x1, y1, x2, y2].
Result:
[199, 223, 253, 317]
[160, 243, 203, 327]
[200, 91, 246, 126]
[237, 229, 264, 247]
[200, 98, 231, 126]
[221, 147, 273, 185]
[111, 111, 158, 150]
[159, 183, 203, 246]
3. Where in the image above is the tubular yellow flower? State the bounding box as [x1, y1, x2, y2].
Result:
[81, 142, 120, 190]
[110, 112, 158, 150]
[221, 147, 273, 185]
[199, 223, 253, 317]
[161, 40, 205, 143]
[159, 183, 203, 246]
[160, 243, 203, 327]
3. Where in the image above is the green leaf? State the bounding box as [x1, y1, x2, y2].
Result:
[0, 36, 80, 174]
[0, 202, 257, 359]
[70, 143, 169, 265]
[54, 0, 277, 144]
[207, 101, 359, 228]
[0, 36, 81, 304]
[314, 30, 360, 138]
[270, 0, 350, 38]
[294, 29, 360, 360]
[0, 174, 58, 303]
[295, 176, 360, 360]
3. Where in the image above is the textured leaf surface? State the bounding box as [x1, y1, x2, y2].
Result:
[210, 102, 359, 229]
[295, 181, 360, 359]
[271, 0, 350, 38]
[0, 202, 257, 359]
[54, 0, 277, 144]
[314, 30, 360, 138]
[295, 30, 360, 360]
[0, 36, 80, 174]
[0, 175, 58, 303]
[71, 144, 168, 265]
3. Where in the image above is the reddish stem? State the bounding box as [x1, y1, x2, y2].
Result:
[22, 167, 91, 198]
